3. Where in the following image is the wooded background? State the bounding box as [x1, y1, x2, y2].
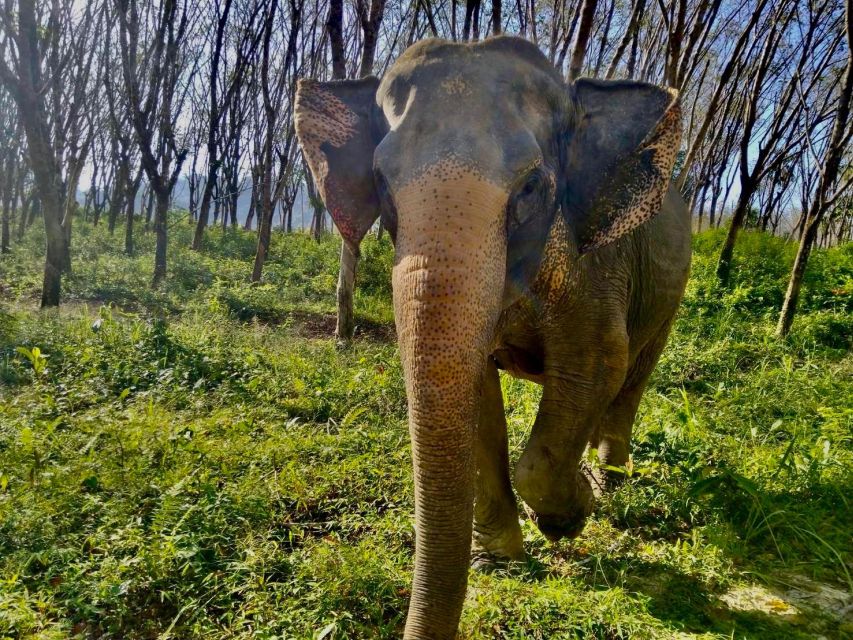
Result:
[0, 0, 851, 337]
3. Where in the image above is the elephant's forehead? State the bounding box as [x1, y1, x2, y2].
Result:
[378, 36, 562, 100]
[379, 49, 541, 122]
[375, 39, 565, 188]
[374, 77, 544, 188]
[376, 127, 536, 190]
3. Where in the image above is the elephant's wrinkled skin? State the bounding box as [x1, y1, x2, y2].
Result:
[295, 36, 691, 640]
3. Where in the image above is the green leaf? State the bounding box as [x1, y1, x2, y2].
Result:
[341, 406, 368, 429]
[315, 622, 336, 640]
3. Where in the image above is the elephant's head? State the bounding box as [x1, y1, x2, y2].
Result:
[295, 36, 680, 639]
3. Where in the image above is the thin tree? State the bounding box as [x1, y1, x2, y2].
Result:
[0, 0, 100, 306]
[778, 0, 853, 336]
[191, 0, 263, 250]
[0, 92, 19, 254]
[717, 0, 843, 285]
[568, 0, 598, 80]
[675, 0, 772, 191]
[605, 0, 646, 79]
[251, 0, 302, 282]
[113, 0, 195, 285]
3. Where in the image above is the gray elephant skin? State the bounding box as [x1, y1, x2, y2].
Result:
[295, 35, 691, 640]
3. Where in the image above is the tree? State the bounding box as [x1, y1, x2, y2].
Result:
[0, 92, 20, 254]
[191, 0, 263, 250]
[675, 0, 772, 191]
[0, 0, 101, 306]
[778, 0, 853, 336]
[717, 0, 845, 285]
[251, 0, 303, 282]
[568, 0, 598, 80]
[112, 0, 195, 285]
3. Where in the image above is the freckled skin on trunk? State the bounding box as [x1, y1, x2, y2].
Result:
[393, 161, 507, 639]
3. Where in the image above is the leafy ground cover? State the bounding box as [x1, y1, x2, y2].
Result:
[1, 221, 851, 639]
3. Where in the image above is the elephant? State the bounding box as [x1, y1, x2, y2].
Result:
[294, 35, 690, 639]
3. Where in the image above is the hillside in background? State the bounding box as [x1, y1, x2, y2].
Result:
[0, 221, 851, 639]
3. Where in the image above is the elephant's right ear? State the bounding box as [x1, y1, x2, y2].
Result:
[295, 77, 387, 249]
[562, 79, 681, 253]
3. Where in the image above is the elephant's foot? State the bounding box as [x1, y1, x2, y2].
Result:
[471, 518, 525, 570]
[588, 437, 631, 498]
[586, 463, 626, 498]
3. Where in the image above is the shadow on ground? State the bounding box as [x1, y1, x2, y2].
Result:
[289, 310, 396, 342]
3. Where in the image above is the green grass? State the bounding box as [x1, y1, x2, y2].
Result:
[0, 219, 851, 639]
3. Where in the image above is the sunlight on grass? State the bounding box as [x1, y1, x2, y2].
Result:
[1, 222, 851, 638]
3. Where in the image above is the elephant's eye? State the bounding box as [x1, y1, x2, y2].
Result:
[375, 170, 391, 201]
[518, 171, 542, 198]
[375, 170, 398, 241]
[508, 169, 550, 235]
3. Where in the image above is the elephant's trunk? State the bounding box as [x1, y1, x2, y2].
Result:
[393, 163, 507, 638]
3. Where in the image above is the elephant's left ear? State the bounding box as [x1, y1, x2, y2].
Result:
[562, 79, 681, 253]
[295, 77, 387, 249]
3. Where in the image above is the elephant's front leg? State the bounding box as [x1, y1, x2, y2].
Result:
[472, 358, 525, 565]
[515, 340, 628, 541]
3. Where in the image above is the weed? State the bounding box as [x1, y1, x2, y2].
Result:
[0, 221, 850, 638]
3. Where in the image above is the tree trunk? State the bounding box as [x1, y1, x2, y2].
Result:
[192, 167, 217, 249]
[1, 154, 12, 253]
[327, 0, 347, 79]
[463, 0, 480, 41]
[696, 183, 708, 232]
[568, 0, 599, 81]
[251, 196, 272, 282]
[18, 196, 35, 240]
[357, 0, 387, 77]
[336, 242, 357, 341]
[107, 160, 129, 233]
[245, 165, 259, 230]
[124, 191, 135, 255]
[152, 189, 169, 286]
[716, 187, 752, 286]
[606, 0, 646, 79]
[1, 199, 10, 255]
[145, 187, 154, 229]
[19, 119, 69, 305]
[251, 0, 279, 282]
[777, 213, 818, 337]
[40, 187, 67, 307]
[227, 170, 239, 228]
[93, 189, 104, 226]
[61, 162, 85, 273]
[778, 0, 853, 336]
[592, 0, 615, 77]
